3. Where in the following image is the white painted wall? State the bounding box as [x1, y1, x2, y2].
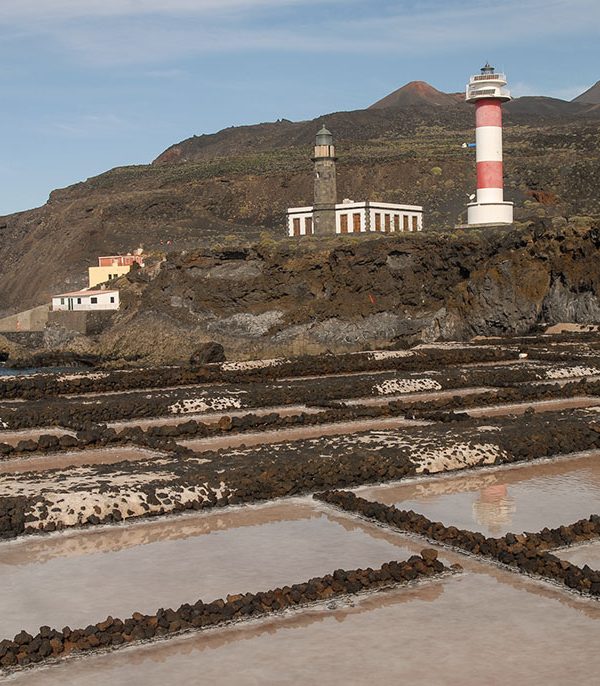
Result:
[52, 291, 120, 312]
[288, 202, 423, 236]
[287, 207, 313, 236]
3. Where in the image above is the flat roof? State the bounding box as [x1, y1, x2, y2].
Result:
[53, 289, 119, 297]
[288, 201, 423, 213]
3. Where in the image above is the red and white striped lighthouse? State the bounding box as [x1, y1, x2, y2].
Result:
[466, 64, 513, 225]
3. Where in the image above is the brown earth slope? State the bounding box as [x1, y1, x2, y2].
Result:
[573, 81, 600, 105]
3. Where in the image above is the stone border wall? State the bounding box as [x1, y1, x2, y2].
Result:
[2, 378, 597, 457]
[2, 411, 600, 540]
[3, 362, 596, 430]
[0, 552, 452, 672]
[0, 347, 519, 400]
[315, 491, 600, 597]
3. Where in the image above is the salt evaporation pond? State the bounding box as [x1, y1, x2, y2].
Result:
[558, 540, 600, 570]
[0, 499, 417, 639]
[0, 447, 166, 474]
[355, 451, 600, 537]
[6, 552, 600, 686]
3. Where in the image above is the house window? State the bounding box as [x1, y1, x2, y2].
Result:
[340, 214, 349, 234]
[403, 215, 409, 231]
[305, 217, 313, 235]
[293, 217, 301, 236]
[353, 213, 361, 233]
[77, 298, 82, 304]
[394, 215, 400, 232]
[375, 213, 381, 231]
[110, 297, 115, 303]
[412, 216, 419, 231]
[60, 298, 65, 305]
[385, 214, 391, 232]
[91, 297, 98, 304]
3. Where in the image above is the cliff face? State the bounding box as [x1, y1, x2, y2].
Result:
[75, 222, 600, 364]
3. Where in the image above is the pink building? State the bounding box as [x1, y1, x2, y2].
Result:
[97, 255, 145, 268]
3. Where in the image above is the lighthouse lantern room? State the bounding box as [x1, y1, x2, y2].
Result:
[466, 63, 513, 226]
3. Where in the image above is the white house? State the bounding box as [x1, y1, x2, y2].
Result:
[51, 289, 120, 312]
[287, 200, 423, 237]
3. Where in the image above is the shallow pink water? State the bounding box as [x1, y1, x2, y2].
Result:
[0, 447, 165, 475]
[7, 557, 600, 686]
[180, 416, 428, 452]
[0, 500, 416, 639]
[466, 396, 600, 418]
[356, 452, 600, 537]
[558, 541, 600, 569]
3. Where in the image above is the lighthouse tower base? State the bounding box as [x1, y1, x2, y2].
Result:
[467, 201, 513, 226]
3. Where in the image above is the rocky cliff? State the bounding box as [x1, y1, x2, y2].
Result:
[29, 220, 597, 365]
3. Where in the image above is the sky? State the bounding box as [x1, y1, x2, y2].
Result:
[0, 0, 598, 215]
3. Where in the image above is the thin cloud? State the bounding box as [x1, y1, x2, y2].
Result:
[48, 113, 130, 137]
[0, 0, 340, 23]
[1, 0, 598, 66]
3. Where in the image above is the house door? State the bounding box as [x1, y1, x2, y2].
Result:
[340, 214, 348, 234]
[68, 298, 74, 311]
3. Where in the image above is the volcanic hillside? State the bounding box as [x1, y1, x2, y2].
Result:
[573, 81, 600, 104]
[0, 80, 599, 316]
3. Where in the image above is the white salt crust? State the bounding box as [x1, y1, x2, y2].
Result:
[169, 396, 244, 414]
[374, 378, 442, 395]
[367, 351, 416, 361]
[221, 359, 285, 371]
[24, 482, 227, 532]
[545, 366, 600, 380]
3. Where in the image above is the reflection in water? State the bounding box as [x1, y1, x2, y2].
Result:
[472, 484, 516, 536]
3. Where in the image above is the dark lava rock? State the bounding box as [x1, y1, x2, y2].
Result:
[190, 342, 226, 365]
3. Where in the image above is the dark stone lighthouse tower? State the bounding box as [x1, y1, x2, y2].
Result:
[312, 125, 337, 235]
